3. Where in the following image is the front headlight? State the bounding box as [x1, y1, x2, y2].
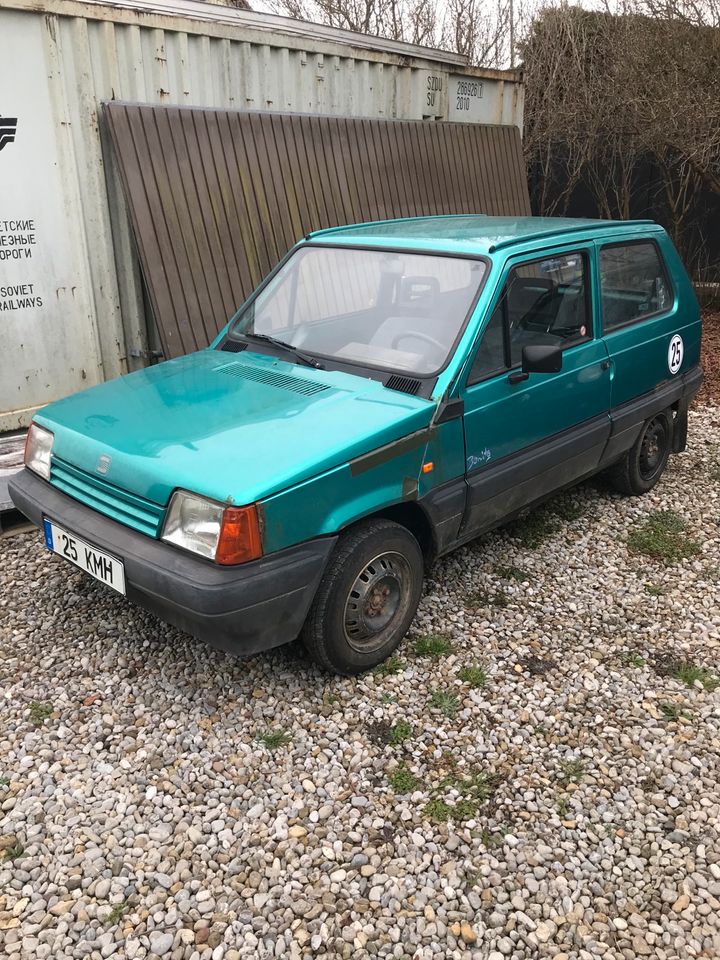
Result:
[161, 490, 262, 565]
[24, 423, 54, 480]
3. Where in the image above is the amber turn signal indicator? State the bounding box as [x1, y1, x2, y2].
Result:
[215, 504, 263, 565]
[421, 461, 434, 474]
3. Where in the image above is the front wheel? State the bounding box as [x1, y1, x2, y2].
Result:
[607, 411, 672, 495]
[301, 519, 424, 675]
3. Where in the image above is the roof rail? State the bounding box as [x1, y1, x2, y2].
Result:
[487, 220, 657, 253]
[306, 213, 487, 241]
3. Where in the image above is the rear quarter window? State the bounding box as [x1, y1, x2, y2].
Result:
[599, 241, 673, 332]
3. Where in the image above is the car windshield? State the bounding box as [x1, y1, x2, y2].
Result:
[228, 246, 487, 376]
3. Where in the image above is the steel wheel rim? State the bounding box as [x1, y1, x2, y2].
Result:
[639, 417, 667, 481]
[343, 551, 411, 654]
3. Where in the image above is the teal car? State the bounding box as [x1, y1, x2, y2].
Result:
[11, 216, 702, 674]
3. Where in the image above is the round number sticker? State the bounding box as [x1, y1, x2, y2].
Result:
[668, 334, 684, 375]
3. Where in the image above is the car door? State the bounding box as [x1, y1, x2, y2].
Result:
[458, 245, 612, 538]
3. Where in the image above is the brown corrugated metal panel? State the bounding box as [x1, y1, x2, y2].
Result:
[105, 103, 530, 358]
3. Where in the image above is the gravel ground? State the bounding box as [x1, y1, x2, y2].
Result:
[1, 406, 719, 960]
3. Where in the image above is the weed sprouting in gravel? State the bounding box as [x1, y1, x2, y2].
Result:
[374, 657, 404, 676]
[458, 666, 487, 688]
[558, 759, 586, 783]
[388, 762, 419, 793]
[627, 510, 700, 564]
[467, 587, 508, 608]
[2, 843, 24, 863]
[550, 495, 588, 523]
[389, 719, 413, 744]
[659, 702, 689, 722]
[508, 509, 560, 548]
[379, 693, 395, 704]
[495, 564, 529, 583]
[413, 634, 452, 657]
[424, 767, 500, 822]
[644, 583, 666, 596]
[105, 903, 127, 925]
[653, 655, 719, 691]
[28, 702, 53, 726]
[673, 663, 719, 691]
[0, 775, 9, 789]
[429, 689, 459, 718]
[257, 729, 293, 750]
[619, 651, 646, 668]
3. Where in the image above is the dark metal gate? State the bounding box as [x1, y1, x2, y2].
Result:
[105, 103, 530, 359]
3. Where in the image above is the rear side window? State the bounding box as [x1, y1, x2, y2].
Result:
[600, 242, 672, 332]
[468, 251, 590, 384]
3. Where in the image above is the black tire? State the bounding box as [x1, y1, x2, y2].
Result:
[607, 411, 672, 496]
[301, 519, 424, 676]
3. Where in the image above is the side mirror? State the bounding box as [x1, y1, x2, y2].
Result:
[508, 344, 562, 384]
[523, 344, 562, 374]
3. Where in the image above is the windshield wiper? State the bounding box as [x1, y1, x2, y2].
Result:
[241, 332, 324, 369]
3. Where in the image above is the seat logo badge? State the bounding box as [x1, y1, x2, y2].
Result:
[668, 334, 684, 375]
[96, 454, 112, 475]
[0, 116, 18, 153]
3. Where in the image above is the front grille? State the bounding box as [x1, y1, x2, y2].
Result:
[50, 458, 165, 538]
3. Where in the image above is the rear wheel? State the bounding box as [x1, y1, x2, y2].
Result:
[607, 411, 671, 495]
[301, 519, 424, 675]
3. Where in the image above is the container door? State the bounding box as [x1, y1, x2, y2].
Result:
[459, 246, 612, 537]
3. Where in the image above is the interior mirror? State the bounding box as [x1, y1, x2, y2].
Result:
[522, 344, 562, 374]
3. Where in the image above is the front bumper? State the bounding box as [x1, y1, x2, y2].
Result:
[9, 469, 336, 656]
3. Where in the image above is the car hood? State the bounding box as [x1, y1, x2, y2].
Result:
[36, 349, 433, 506]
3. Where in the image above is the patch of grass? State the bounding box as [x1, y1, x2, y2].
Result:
[423, 770, 497, 823]
[105, 903, 127, 925]
[495, 564, 528, 583]
[389, 719, 413, 745]
[388, 763, 419, 793]
[413, 634, 453, 657]
[429, 689, 460, 718]
[424, 798, 454, 821]
[644, 583, 666, 597]
[467, 587, 508, 609]
[28, 702, 53, 726]
[558, 759, 586, 783]
[458, 666, 487, 689]
[627, 510, 700, 564]
[257, 729, 292, 751]
[375, 656, 404, 676]
[508, 509, 560, 548]
[672, 663, 719, 692]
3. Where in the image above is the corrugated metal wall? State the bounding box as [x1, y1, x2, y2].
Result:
[0, 0, 524, 430]
[105, 103, 530, 357]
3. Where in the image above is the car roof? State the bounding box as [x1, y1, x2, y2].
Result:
[306, 215, 661, 256]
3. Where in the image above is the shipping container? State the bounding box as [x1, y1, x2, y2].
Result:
[0, 0, 524, 465]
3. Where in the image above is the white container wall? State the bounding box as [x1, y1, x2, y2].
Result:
[0, 0, 524, 432]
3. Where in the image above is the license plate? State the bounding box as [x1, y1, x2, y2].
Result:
[43, 519, 126, 595]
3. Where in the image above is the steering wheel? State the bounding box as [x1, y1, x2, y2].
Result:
[391, 330, 446, 354]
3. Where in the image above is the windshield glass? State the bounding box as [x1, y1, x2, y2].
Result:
[228, 246, 487, 376]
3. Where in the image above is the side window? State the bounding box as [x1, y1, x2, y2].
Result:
[506, 253, 589, 367]
[467, 251, 589, 384]
[600, 242, 672, 331]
